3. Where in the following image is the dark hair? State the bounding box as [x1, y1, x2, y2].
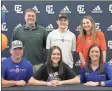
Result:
[46, 46, 63, 76]
[85, 44, 104, 74]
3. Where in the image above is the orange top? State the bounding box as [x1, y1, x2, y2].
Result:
[77, 30, 107, 63]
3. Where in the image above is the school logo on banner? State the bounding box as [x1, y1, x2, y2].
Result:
[46, 5, 54, 14]
[2, 22, 8, 31]
[95, 23, 100, 30]
[77, 5, 86, 14]
[15, 5, 23, 13]
[109, 4, 112, 13]
[108, 40, 112, 49]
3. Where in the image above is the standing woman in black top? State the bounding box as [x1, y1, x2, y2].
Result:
[28, 46, 80, 86]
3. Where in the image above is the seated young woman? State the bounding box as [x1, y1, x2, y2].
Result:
[28, 46, 80, 86]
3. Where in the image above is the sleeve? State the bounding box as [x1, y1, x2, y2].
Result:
[33, 64, 46, 80]
[76, 35, 83, 52]
[2, 61, 7, 79]
[26, 62, 33, 82]
[43, 28, 48, 49]
[98, 31, 107, 51]
[11, 28, 19, 41]
[72, 33, 76, 51]
[104, 63, 112, 87]
[80, 68, 86, 83]
[46, 32, 51, 49]
[65, 64, 77, 79]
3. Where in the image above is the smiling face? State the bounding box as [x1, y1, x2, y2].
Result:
[57, 18, 68, 31]
[24, 10, 36, 25]
[82, 18, 93, 34]
[51, 48, 61, 65]
[10, 48, 23, 60]
[89, 46, 100, 62]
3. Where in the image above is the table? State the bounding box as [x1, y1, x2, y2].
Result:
[2, 84, 112, 91]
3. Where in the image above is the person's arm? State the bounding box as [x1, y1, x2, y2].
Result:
[98, 31, 107, 62]
[2, 60, 26, 87]
[56, 64, 80, 85]
[27, 64, 49, 86]
[71, 51, 74, 56]
[46, 32, 51, 50]
[2, 78, 26, 87]
[84, 81, 105, 86]
[102, 51, 106, 62]
[76, 35, 85, 66]
[80, 67, 86, 83]
[2, 61, 16, 87]
[28, 64, 48, 86]
[28, 77, 54, 86]
[2, 78, 17, 87]
[103, 63, 112, 87]
[11, 27, 19, 41]
[28, 77, 47, 85]
[58, 76, 80, 85]
[43, 28, 48, 49]
[79, 52, 86, 66]
[84, 63, 112, 87]
[26, 61, 33, 83]
[27, 64, 56, 86]
[71, 33, 76, 52]
[71, 33, 77, 65]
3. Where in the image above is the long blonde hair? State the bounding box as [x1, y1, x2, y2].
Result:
[80, 16, 98, 44]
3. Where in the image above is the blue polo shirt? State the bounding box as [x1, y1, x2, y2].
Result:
[80, 62, 112, 87]
[2, 57, 33, 82]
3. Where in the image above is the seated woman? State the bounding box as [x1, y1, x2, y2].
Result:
[80, 44, 112, 87]
[28, 46, 80, 86]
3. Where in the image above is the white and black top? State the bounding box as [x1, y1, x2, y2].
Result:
[33, 63, 77, 81]
[46, 29, 76, 68]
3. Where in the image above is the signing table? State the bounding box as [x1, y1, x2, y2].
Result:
[2, 84, 112, 91]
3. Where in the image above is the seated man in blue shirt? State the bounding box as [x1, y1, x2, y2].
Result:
[80, 44, 112, 87]
[2, 40, 33, 87]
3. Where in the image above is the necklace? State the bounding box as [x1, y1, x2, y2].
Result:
[61, 36, 64, 42]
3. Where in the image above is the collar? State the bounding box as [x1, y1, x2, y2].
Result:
[88, 64, 100, 71]
[23, 23, 38, 30]
[57, 29, 68, 34]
